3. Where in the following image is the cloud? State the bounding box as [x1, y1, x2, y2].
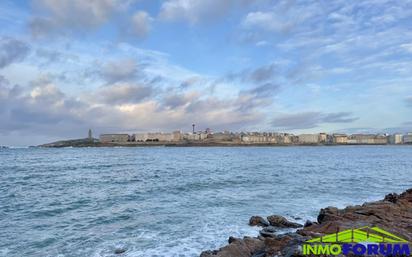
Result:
[405, 96, 412, 107]
[0, 73, 264, 144]
[271, 111, 358, 130]
[96, 83, 153, 104]
[130, 11, 152, 38]
[101, 59, 138, 83]
[159, 0, 256, 24]
[0, 37, 30, 69]
[227, 63, 278, 83]
[29, 0, 131, 37]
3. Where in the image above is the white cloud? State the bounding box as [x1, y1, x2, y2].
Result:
[159, 0, 256, 24]
[130, 11, 152, 38]
[29, 0, 136, 37]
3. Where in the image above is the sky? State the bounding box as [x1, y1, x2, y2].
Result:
[0, 0, 412, 146]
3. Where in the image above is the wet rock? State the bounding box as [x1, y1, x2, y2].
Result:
[259, 226, 278, 238]
[317, 207, 339, 223]
[228, 236, 240, 244]
[303, 220, 313, 228]
[251, 250, 265, 257]
[200, 237, 264, 257]
[249, 216, 269, 227]
[114, 247, 126, 254]
[267, 215, 302, 228]
[384, 192, 399, 203]
[259, 230, 276, 238]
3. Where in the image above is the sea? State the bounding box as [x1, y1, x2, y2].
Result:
[0, 146, 411, 257]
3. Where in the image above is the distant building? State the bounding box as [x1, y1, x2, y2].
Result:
[210, 132, 235, 141]
[404, 133, 412, 144]
[333, 134, 348, 144]
[389, 134, 403, 145]
[298, 134, 320, 144]
[319, 133, 328, 143]
[88, 129, 92, 141]
[348, 134, 387, 144]
[374, 135, 388, 144]
[134, 131, 182, 142]
[100, 134, 130, 143]
[389, 134, 403, 144]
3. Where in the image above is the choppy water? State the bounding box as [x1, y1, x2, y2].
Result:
[0, 146, 411, 257]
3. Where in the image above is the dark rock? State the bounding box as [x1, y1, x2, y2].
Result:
[303, 220, 313, 228]
[251, 250, 265, 257]
[249, 216, 269, 227]
[114, 248, 126, 254]
[317, 207, 339, 223]
[228, 236, 239, 244]
[267, 215, 302, 228]
[262, 226, 277, 233]
[259, 230, 276, 238]
[384, 192, 399, 203]
[200, 237, 264, 257]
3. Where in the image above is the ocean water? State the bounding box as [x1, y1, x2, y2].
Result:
[0, 146, 411, 257]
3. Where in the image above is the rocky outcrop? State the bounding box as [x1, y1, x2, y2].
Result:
[267, 215, 302, 228]
[200, 188, 412, 257]
[249, 216, 270, 227]
[200, 237, 265, 257]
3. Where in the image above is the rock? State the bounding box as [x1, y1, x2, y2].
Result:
[259, 230, 276, 238]
[251, 250, 265, 257]
[249, 216, 269, 227]
[228, 236, 239, 244]
[384, 192, 399, 203]
[267, 215, 302, 228]
[317, 207, 339, 223]
[303, 220, 313, 228]
[259, 226, 278, 238]
[200, 237, 264, 257]
[264, 235, 293, 256]
[114, 248, 126, 254]
[262, 226, 277, 233]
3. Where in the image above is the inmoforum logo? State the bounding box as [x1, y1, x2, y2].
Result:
[302, 226, 410, 256]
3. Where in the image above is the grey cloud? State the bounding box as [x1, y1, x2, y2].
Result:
[162, 94, 192, 108]
[180, 76, 201, 89]
[101, 59, 138, 83]
[249, 64, 277, 83]
[29, 0, 130, 37]
[405, 96, 412, 107]
[97, 83, 152, 104]
[0, 75, 266, 145]
[227, 63, 278, 83]
[247, 82, 280, 97]
[159, 0, 259, 24]
[0, 37, 30, 69]
[271, 111, 358, 130]
[35, 48, 63, 63]
[130, 11, 152, 38]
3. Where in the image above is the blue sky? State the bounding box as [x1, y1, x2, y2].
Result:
[0, 0, 411, 145]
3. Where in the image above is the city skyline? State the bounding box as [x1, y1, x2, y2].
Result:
[1, 0, 412, 146]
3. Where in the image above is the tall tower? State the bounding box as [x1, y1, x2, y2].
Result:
[192, 124, 195, 134]
[88, 129, 92, 141]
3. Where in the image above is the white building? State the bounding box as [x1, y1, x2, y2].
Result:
[389, 134, 403, 144]
[134, 131, 181, 142]
[298, 134, 320, 144]
[404, 133, 412, 144]
[100, 134, 130, 143]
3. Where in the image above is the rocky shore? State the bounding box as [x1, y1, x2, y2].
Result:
[200, 188, 412, 257]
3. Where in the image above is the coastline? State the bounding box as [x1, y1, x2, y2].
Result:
[200, 188, 412, 257]
[36, 138, 409, 148]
